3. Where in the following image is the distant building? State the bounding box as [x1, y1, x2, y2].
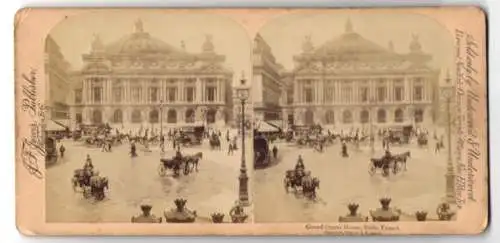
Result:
[252, 34, 286, 124]
[45, 35, 72, 121]
[69, 19, 234, 129]
[286, 19, 440, 129]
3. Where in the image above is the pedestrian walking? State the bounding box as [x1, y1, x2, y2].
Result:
[228, 143, 234, 155]
[59, 144, 66, 158]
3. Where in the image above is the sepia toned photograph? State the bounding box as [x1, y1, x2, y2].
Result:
[252, 12, 470, 223]
[15, 7, 487, 235]
[43, 10, 253, 223]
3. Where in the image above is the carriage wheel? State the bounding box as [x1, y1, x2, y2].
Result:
[71, 178, 77, 191]
[368, 165, 376, 176]
[158, 164, 166, 176]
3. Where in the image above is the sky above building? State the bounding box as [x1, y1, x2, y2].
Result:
[48, 10, 251, 87]
[257, 12, 456, 79]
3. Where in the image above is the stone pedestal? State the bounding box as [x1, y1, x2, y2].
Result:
[339, 203, 368, 222]
[131, 205, 162, 223]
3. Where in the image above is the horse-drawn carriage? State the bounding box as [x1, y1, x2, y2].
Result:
[176, 125, 205, 146]
[158, 152, 203, 177]
[369, 151, 411, 177]
[283, 168, 320, 200]
[71, 169, 109, 200]
[209, 134, 221, 150]
[417, 133, 428, 146]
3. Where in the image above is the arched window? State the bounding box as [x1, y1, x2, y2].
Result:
[414, 109, 424, 123]
[304, 109, 314, 125]
[206, 108, 216, 124]
[377, 109, 386, 123]
[131, 110, 142, 123]
[185, 109, 195, 123]
[360, 110, 369, 124]
[394, 109, 404, 123]
[324, 110, 335, 124]
[342, 110, 352, 124]
[149, 109, 159, 123]
[167, 109, 177, 123]
[113, 109, 123, 123]
[92, 110, 102, 124]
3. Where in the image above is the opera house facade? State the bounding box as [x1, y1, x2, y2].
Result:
[69, 20, 234, 129]
[283, 20, 440, 130]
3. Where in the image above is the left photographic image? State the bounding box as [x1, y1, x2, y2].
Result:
[44, 10, 253, 223]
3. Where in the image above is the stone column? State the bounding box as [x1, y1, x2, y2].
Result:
[405, 77, 412, 102]
[178, 78, 183, 102]
[143, 79, 148, 104]
[125, 79, 130, 105]
[196, 77, 202, 103]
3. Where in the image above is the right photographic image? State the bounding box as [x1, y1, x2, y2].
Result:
[252, 12, 457, 223]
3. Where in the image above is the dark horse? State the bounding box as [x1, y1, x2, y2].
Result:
[185, 152, 204, 172]
[209, 136, 221, 150]
[302, 177, 320, 200]
[88, 177, 109, 201]
[284, 170, 305, 192]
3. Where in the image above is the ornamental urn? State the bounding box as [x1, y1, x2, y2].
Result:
[370, 197, 401, 222]
[415, 211, 428, 221]
[211, 213, 225, 223]
[338, 203, 368, 222]
[436, 203, 456, 221]
[164, 198, 197, 223]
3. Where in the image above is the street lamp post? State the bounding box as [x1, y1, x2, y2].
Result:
[236, 75, 250, 206]
[369, 97, 376, 154]
[441, 87, 455, 204]
[159, 98, 164, 136]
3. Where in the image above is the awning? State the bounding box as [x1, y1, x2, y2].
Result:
[53, 119, 70, 128]
[46, 120, 66, 131]
[256, 121, 280, 132]
[265, 120, 283, 129]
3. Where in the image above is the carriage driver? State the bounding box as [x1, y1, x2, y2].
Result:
[295, 155, 305, 171]
[84, 154, 94, 170]
[382, 149, 392, 161]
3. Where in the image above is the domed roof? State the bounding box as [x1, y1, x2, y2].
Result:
[104, 19, 183, 55]
[313, 19, 391, 56]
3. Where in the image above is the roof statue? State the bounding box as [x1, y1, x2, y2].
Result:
[345, 18, 354, 33]
[302, 34, 314, 53]
[202, 34, 215, 53]
[91, 33, 104, 52]
[409, 33, 422, 52]
[181, 40, 186, 51]
[135, 19, 144, 33]
[388, 41, 394, 51]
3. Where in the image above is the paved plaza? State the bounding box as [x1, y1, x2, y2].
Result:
[46, 131, 251, 223]
[254, 138, 449, 222]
